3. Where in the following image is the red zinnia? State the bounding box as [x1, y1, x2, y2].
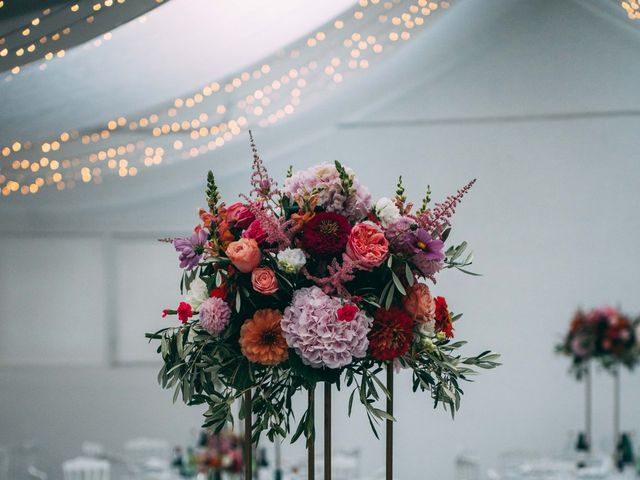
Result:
[301, 211, 351, 256]
[177, 301, 193, 324]
[368, 307, 414, 361]
[337, 304, 359, 322]
[434, 296, 454, 338]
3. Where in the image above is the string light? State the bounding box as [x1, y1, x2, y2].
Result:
[0, 0, 164, 79]
[0, 0, 453, 198]
[621, 1, 640, 19]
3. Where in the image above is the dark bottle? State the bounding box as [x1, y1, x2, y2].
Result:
[575, 432, 590, 452]
[171, 446, 184, 469]
[615, 432, 635, 471]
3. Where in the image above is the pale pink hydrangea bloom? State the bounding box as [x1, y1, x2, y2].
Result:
[281, 286, 372, 369]
[199, 297, 231, 334]
[282, 163, 372, 222]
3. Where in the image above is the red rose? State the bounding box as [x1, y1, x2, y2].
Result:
[226, 202, 255, 229]
[434, 296, 454, 338]
[177, 301, 193, 324]
[301, 211, 351, 256]
[337, 304, 359, 322]
[242, 219, 268, 244]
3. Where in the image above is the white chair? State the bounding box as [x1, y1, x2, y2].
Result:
[123, 437, 170, 475]
[333, 449, 361, 480]
[455, 452, 481, 480]
[62, 457, 110, 480]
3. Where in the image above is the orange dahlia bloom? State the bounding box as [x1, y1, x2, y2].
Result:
[239, 309, 288, 365]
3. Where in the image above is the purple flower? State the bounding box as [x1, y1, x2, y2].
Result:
[174, 229, 208, 269]
[385, 217, 416, 254]
[412, 229, 445, 277]
[386, 218, 445, 278]
[414, 229, 445, 261]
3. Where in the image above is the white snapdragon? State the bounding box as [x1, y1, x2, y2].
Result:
[186, 277, 209, 310]
[276, 248, 307, 274]
[374, 197, 401, 227]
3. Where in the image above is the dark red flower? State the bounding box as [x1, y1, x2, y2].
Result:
[434, 296, 454, 338]
[368, 307, 414, 361]
[337, 304, 359, 322]
[177, 301, 193, 324]
[301, 211, 352, 256]
[161, 309, 172, 318]
[210, 286, 227, 299]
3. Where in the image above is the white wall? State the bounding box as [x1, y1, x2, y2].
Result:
[1, 1, 640, 479]
[2, 115, 639, 479]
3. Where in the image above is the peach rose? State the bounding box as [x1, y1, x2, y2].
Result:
[346, 222, 389, 269]
[403, 283, 436, 324]
[225, 238, 261, 273]
[251, 267, 279, 295]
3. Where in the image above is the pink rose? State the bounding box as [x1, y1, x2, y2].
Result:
[226, 202, 255, 229]
[251, 267, 279, 295]
[346, 222, 389, 269]
[403, 283, 435, 324]
[242, 219, 268, 244]
[226, 238, 262, 273]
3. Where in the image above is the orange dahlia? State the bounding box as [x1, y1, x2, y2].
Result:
[239, 309, 288, 365]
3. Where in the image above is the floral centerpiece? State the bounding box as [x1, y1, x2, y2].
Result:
[557, 305, 639, 456]
[147, 135, 499, 446]
[190, 430, 244, 478]
[557, 306, 639, 378]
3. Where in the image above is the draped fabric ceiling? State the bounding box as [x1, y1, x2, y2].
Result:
[0, 0, 168, 75]
[0, 0, 636, 204]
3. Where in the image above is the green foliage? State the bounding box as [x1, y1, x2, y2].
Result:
[444, 240, 480, 276]
[418, 185, 432, 214]
[395, 176, 406, 204]
[206, 171, 220, 212]
[334, 160, 354, 196]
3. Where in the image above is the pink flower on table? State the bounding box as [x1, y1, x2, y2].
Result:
[346, 222, 389, 269]
[251, 267, 279, 295]
[225, 238, 261, 273]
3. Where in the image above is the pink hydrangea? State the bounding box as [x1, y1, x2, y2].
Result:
[281, 286, 372, 368]
[282, 163, 372, 222]
[199, 297, 231, 334]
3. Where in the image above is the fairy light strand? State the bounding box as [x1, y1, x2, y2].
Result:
[0, 0, 452, 197]
[0, 0, 165, 78]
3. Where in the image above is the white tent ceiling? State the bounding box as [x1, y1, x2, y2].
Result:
[0, 0, 356, 138]
[0, 0, 638, 224]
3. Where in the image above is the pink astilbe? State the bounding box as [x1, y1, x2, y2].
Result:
[247, 131, 280, 206]
[245, 206, 302, 251]
[303, 255, 356, 297]
[417, 179, 476, 239]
